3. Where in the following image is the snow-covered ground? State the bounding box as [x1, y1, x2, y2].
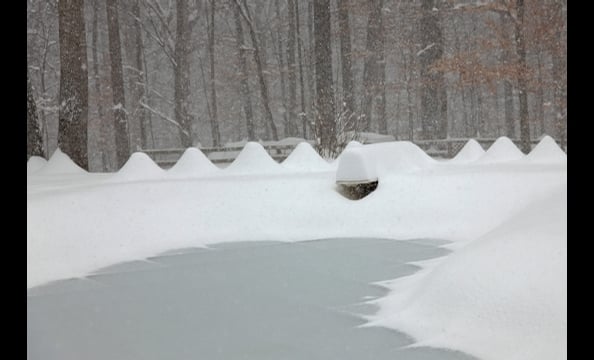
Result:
[27, 136, 566, 360]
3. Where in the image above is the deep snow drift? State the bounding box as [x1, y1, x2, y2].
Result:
[367, 187, 566, 360]
[525, 136, 567, 163]
[281, 142, 333, 172]
[336, 141, 435, 182]
[224, 142, 283, 174]
[28, 138, 567, 360]
[167, 147, 219, 178]
[36, 148, 86, 175]
[450, 139, 485, 163]
[27, 156, 47, 175]
[109, 152, 165, 182]
[477, 137, 525, 163]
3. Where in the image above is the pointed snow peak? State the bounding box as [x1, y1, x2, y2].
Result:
[451, 139, 485, 163]
[526, 135, 566, 163]
[282, 142, 331, 171]
[478, 137, 525, 163]
[109, 152, 165, 182]
[168, 147, 219, 177]
[225, 142, 282, 174]
[36, 148, 86, 175]
[27, 156, 48, 175]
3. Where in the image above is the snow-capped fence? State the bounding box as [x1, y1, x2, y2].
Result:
[143, 144, 297, 168]
[415, 137, 564, 158]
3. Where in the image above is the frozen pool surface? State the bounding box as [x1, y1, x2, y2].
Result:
[27, 238, 478, 360]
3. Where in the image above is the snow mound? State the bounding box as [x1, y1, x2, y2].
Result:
[109, 152, 165, 182]
[337, 141, 435, 181]
[450, 139, 485, 163]
[336, 147, 378, 182]
[477, 137, 525, 163]
[36, 148, 86, 175]
[526, 136, 566, 163]
[27, 156, 47, 175]
[224, 142, 282, 174]
[167, 148, 219, 177]
[282, 142, 332, 171]
[369, 187, 567, 360]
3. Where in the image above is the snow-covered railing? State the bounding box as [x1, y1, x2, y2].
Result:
[142, 144, 297, 167]
[415, 138, 563, 158]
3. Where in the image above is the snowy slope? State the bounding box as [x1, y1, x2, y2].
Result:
[109, 152, 165, 182]
[368, 186, 566, 360]
[36, 148, 86, 175]
[450, 139, 485, 163]
[167, 147, 219, 178]
[525, 135, 567, 163]
[282, 142, 332, 172]
[27, 156, 47, 175]
[27, 141, 567, 360]
[477, 137, 525, 163]
[224, 142, 283, 174]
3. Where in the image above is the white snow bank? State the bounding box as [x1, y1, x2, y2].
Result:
[28, 159, 566, 290]
[167, 147, 219, 178]
[525, 135, 567, 163]
[368, 186, 566, 360]
[477, 137, 525, 163]
[27, 156, 47, 175]
[450, 139, 485, 163]
[36, 148, 86, 175]
[336, 141, 436, 181]
[282, 142, 332, 172]
[224, 142, 283, 174]
[109, 152, 165, 182]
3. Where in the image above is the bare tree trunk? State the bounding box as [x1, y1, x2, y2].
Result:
[337, 0, 355, 131]
[273, 0, 288, 137]
[313, 0, 336, 155]
[58, 0, 89, 169]
[91, 0, 108, 170]
[234, 0, 279, 140]
[131, 0, 149, 150]
[233, 0, 255, 140]
[106, 0, 130, 168]
[361, 0, 384, 132]
[499, 13, 515, 138]
[419, 0, 446, 140]
[515, 0, 530, 153]
[286, 0, 298, 137]
[295, 0, 308, 138]
[207, 0, 221, 146]
[551, 0, 566, 149]
[28, 68, 44, 159]
[536, 52, 545, 136]
[174, 0, 193, 148]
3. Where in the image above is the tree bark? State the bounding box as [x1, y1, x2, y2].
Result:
[58, 0, 89, 169]
[498, 13, 515, 138]
[106, 0, 130, 168]
[131, 0, 150, 150]
[174, 0, 193, 147]
[360, 0, 385, 133]
[313, 0, 336, 155]
[28, 68, 44, 159]
[273, 0, 288, 137]
[419, 0, 447, 140]
[514, 0, 530, 153]
[207, 0, 221, 146]
[295, 0, 308, 138]
[337, 0, 355, 131]
[233, 0, 255, 141]
[234, 0, 279, 140]
[286, 0, 298, 137]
